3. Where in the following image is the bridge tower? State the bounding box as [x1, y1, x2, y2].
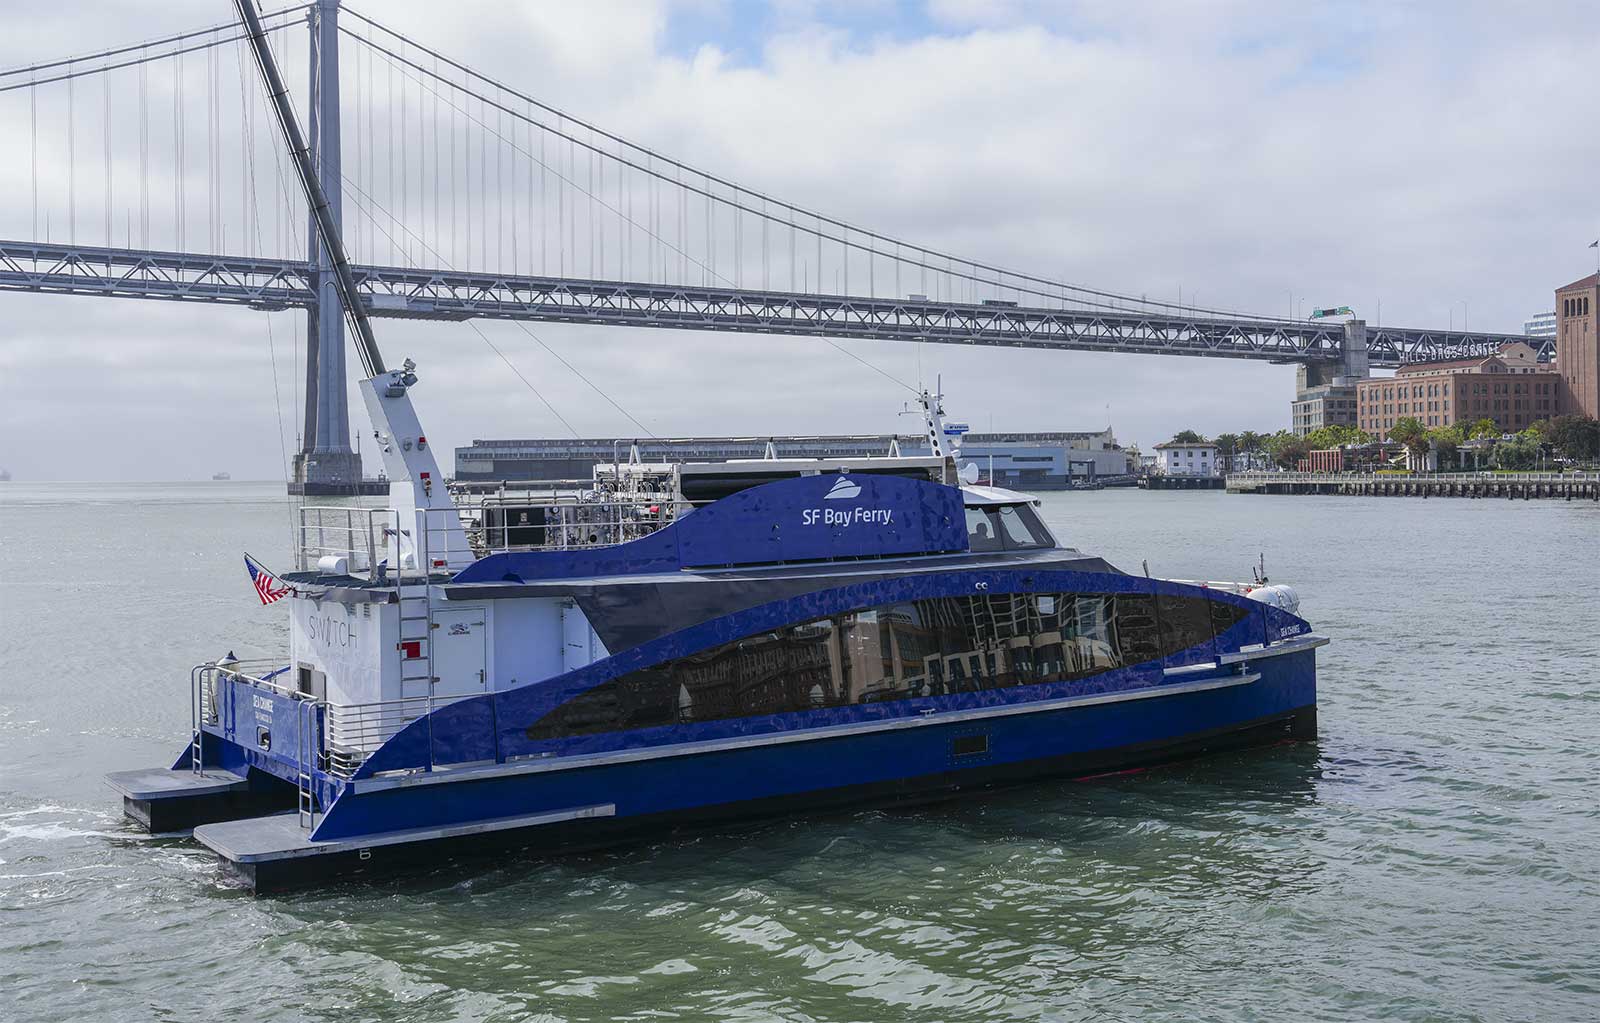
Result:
[290, 0, 368, 494]
[1291, 319, 1371, 437]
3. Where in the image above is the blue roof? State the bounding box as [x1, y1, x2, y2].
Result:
[451, 472, 969, 584]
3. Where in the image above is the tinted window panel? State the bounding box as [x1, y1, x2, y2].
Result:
[1112, 594, 1161, 667]
[524, 590, 1246, 740]
[995, 505, 1052, 549]
[965, 508, 1003, 552]
[1158, 593, 1215, 664]
[1209, 596, 1251, 642]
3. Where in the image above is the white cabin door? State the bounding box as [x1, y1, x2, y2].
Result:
[432, 606, 488, 698]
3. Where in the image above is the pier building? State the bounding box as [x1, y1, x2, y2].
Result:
[908, 429, 1133, 486]
[1152, 441, 1221, 477]
[1356, 341, 1559, 440]
[455, 429, 1133, 489]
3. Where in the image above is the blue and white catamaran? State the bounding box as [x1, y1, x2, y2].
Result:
[108, 2, 1327, 891]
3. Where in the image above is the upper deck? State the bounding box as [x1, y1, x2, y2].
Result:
[294, 452, 1056, 588]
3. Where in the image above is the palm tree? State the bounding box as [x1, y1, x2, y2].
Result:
[1388, 417, 1429, 470]
[1214, 433, 1241, 471]
[1238, 431, 1266, 468]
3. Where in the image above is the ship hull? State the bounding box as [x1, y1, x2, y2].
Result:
[200, 647, 1317, 892]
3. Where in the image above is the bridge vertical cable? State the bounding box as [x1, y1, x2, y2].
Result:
[0, 2, 1545, 385]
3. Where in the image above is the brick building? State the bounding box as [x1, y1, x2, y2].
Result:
[1356, 341, 1559, 441]
[1556, 273, 1599, 419]
[1296, 449, 1345, 473]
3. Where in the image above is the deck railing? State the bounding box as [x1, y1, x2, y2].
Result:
[297, 493, 700, 575]
[296, 506, 397, 573]
[323, 693, 480, 778]
[195, 658, 298, 725]
[193, 657, 492, 780]
[1227, 470, 1590, 484]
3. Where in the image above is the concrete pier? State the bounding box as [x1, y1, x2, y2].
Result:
[1141, 476, 1225, 491]
[1226, 471, 1600, 500]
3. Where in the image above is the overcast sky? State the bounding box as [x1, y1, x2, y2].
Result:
[1, 0, 1597, 481]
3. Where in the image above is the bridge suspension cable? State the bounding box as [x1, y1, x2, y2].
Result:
[0, 2, 1541, 378]
[339, 6, 1288, 324]
[0, 8, 308, 93]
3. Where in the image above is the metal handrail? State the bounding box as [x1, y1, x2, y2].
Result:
[298, 496, 703, 574]
[297, 506, 397, 572]
[1227, 470, 1588, 483]
[191, 658, 482, 780]
[324, 693, 484, 777]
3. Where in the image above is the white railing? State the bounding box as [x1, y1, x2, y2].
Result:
[297, 506, 398, 573]
[447, 494, 694, 556]
[297, 494, 700, 576]
[193, 657, 492, 780]
[195, 658, 298, 725]
[322, 693, 483, 777]
[1227, 470, 1589, 484]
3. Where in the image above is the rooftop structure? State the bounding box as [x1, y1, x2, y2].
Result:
[457, 429, 1131, 490]
[1393, 340, 1548, 376]
[1357, 341, 1560, 440]
[1292, 382, 1359, 437]
[1524, 312, 1556, 338]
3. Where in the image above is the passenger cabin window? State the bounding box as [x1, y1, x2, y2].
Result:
[966, 502, 1054, 552]
[523, 591, 1251, 741]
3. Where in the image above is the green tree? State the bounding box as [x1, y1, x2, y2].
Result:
[1493, 432, 1540, 470]
[1545, 414, 1600, 461]
[1234, 430, 1267, 468]
[1466, 418, 1501, 441]
[1214, 432, 1241, 466]
[1267, 432, 1311, 469]
[1303, 424, 1371, 450]
[1428, 425, 1464, 469]
[1170, 429, 1207, 444]
[1389, 417, 1428, 458]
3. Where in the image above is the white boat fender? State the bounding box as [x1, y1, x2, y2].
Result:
[316, 554, 350, 575]
[1245, 583, 1300, 616]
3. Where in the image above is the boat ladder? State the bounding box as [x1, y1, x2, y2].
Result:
[295, 697, 318, 829]
[188, 664, 206, 776]
[397, 526, 437, 732]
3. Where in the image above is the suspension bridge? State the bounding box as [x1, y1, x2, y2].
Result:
[0, 1, 1545, 491]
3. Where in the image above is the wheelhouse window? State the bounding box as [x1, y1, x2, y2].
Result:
[965, 507, 1004, 552]
[523, 590, 1250, 741]
[966, 502, 1055, 552]
[994, 504, 1053, 549]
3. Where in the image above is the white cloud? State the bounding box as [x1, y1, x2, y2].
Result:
[0, 0, 1596, 480]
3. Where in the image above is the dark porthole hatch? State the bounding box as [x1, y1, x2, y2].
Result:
[951, 734, 989, 758]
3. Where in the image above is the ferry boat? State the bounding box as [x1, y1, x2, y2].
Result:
[107, 383, 1324, 890]
[107, 4, 1327, 891]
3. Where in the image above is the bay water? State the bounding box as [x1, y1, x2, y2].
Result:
[2, 482, 1597, 1022]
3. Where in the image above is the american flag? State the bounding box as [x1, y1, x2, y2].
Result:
[244, 553, 293, 605]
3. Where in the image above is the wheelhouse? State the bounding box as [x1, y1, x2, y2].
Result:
[959, 486, 1057, 553]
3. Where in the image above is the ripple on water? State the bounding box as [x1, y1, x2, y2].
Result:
[4, 488, 1600, 1022]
